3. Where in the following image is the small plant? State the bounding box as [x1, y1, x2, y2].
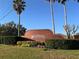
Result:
[17, 41, 22, 46]
[21, 41, 30, 47]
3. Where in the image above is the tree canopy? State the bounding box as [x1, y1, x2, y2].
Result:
[0, 21, 26, 36]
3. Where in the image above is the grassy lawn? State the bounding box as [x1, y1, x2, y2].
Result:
[0, 45, 79, 59]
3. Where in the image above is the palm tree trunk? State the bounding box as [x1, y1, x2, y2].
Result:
[18, 14, 20, 37]
[50, 0, 55, 34]
[64, 4, 67, 26]
[64, 4, 68, 39]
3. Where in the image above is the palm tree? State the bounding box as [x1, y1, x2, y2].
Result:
[58, 0, 67, 27]
[46, 0, 56, 34]
[58, 0, 68, 38]
[13, 0, 26, 37]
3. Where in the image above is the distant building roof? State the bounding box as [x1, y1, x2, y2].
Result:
[23, 29, 65, 42]
[24, 29, 53, 42]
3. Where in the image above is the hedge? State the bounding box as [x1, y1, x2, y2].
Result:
[45, 39, 79, 49]
[0, 36, 18, 45]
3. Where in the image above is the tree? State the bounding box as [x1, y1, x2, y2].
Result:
[13, 0, 26, 36]
[58, 0, 69, 38]
[58, 0, 67, 25]
[64, 24, 79, 39]
[46, 0, 56, 34]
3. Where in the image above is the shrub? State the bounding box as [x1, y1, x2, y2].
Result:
[30, 41, 38, 47]
[17, 41, 31, 47]
[45, 39, 54, 49]
[17, 41, 45, 47]
[21, 41, 30, 47]
[21, 43, 30, 47]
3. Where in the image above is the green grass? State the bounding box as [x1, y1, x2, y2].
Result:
[0, 45, 79, 59]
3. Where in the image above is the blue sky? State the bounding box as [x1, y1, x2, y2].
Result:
[0, 0, 79, 34]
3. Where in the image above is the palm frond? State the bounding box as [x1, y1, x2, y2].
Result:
[78, 0, 79, 2]
[58, 0, 66, 5]
[13, 0, 26, 14]
[46, 0, 56, 3]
